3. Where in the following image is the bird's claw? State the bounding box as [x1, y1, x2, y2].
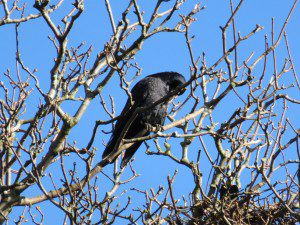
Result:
[145, 123, 154, 132]
[145, 123, 164, 132]
[154, 124, 164, 132]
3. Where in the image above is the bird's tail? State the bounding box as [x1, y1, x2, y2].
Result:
[103, 127, 147, 167]
[103, 136, 142, 168]
[102, 135, 117, 160]
[120, 141, 143, 168]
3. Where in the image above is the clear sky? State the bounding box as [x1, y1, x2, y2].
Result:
[1, 0, 299, 223]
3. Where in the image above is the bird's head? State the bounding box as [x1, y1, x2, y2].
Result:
[166, 72, 187, 95]
[148, 72, 187, 95]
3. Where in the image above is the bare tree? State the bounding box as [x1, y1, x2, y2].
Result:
[0, 0, 299, 224]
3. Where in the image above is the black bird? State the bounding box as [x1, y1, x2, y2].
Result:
[229, 184, 239, 199]
[102, 72, 186, 168]
[219, 185, 228, 200]
[220, 184, 239, 200]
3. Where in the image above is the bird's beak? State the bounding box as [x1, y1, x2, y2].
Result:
[178, 87, 187, 95]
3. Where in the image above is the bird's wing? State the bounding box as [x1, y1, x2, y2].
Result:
[102, 78, 151, 159]
[120, 77, 170, 167]
[102, 100, 137, 159]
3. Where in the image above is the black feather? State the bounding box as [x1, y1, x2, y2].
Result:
[102, 72, 186, 168]
[219, 184, 239, 200]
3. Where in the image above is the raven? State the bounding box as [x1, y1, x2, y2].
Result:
[102, 72, 186, 168]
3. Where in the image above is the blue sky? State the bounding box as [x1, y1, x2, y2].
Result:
[1, 0, 300, 223]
